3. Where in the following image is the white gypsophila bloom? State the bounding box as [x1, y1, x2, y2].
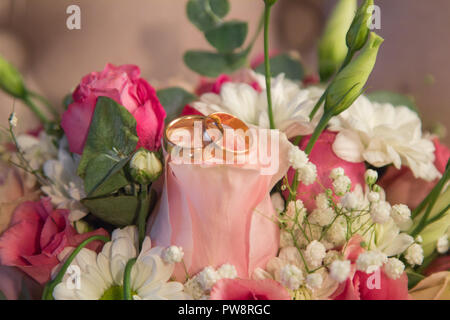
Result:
[41, 138, 88, 221]
[390, 204, 412, 229]
[297, 162, 317, 186]
[326, 218, 347, 247]
[324, 250, 340, 266]
[356, 251, 387, 273]
[436, 235, 449, 254]
[329, 260, 351, 283]
[162, 246, 184, 263]
[341, 192, 359, 210]
[364, 169, 378, 185]
[16, 131, 58, 171]
[288, 145, 309, 170]
[193, 72, 321, 138]
[280, 264, 304, 290]
[332, 175, 351, 196]
[305, 273, 323, 290]
[196, 267, 220, 291]
[330, 167, 345, 180]
[309, 207, 335, 227]
[280, 230, 294, 248]
[53, 226, 187, 300]
[271, 192, 285, 213]
[9, 112, 18, 127]
[217, 264, 237, 279]
[367, 191, 380, 203]
[315, 193, 330, 209]
[184, 277, 207, 300]
[405, 243, 424, 266]
[305, 240, 326, 268]
[370, 201, 391, 224]
[415, 235, 423, 244]
[329, 96, 440, 182]
[384, 258, 405, 280]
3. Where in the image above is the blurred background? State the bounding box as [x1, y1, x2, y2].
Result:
[0, 0, 449, 143]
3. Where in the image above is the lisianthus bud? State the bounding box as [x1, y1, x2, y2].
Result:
[318, 0, 357, 81]
[129, 148, 163, 184]
[324, 32, 384, 116]
[0, 55, 27, 98]
[346, 0, 374, 52]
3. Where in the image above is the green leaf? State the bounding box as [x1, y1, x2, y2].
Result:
[84, 156, 131, 197]
[63, 93, 73, 109]
[210, 0, 229, 18]
[0, 290, 6, 300]
[78, 96, 138, 177]
[187, 0, 222, 32]
[184, 50, 249, 77]
[406, 269, 425, 290]
[157, 87, 197, 125]
[367, 91, 418, 113]
[205, 21, 248, 53]
[254, 53, 305, 81]
[82, 195, 139, 227]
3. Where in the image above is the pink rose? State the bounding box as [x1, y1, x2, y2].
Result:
[0, 266, 42, 300]
[331, 236, 410, 300]
[195, 70, 262, 96]
[283, 131, 366, 210]
[379, 138, 450, 209]
[210, 278, 291, 300]
[0, 198, 108, 284]
[61, 63, 166, 154]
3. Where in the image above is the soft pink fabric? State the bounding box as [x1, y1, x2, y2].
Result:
[379, 138, 450, 209]
[284, 131, 366, 211]
[149, 131, 291, 280]
[61, 63, 166, 154]
[210, 278, 291, 300]
[331, 235, 410, 300]
[0, 198, 108, 284]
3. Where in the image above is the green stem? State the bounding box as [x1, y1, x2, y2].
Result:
[29, 91, 59, 119]
[123, 258, 137, 300]
[42, 235, 110, 300]
[137, 185, 150, 248]
[304, 112, 332, 155]
[263, 1, 276, 130]
[23, 94, 50, 125]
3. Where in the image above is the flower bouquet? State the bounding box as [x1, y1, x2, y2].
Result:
[0, 0, 448, 301]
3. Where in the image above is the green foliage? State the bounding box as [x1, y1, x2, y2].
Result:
[205, 21, 248, 53]
[254, 53, 305, 81]
[367, 91, 418, 113]
[157, 87, 197, 125]
[82, 195, 139, 227]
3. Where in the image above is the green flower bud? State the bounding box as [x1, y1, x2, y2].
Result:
[129, 148, 163, 185]
[0, 55, 27, 99]
[264, 0, 278, 6]
[324, 32, 384, 116]
[346, 0, 374, 52]
[318, 0, 357, 82]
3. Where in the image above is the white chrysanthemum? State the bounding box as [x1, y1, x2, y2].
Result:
[41, 139, 87, 221]
[297, 162, 317, 186]
[370, 201, 391, 224]
[390, 204, 412, 229]
[193, 72, 324, 138]
[305, 273, 323, 290]
[305, 240, 326, 268]
[280, 264, 304, 290]
[16, 131, 58, 170]
[288, 145, 309, 170]
[329, 96, 440, 181]
[356, 251, 387, 273]
[162, 246, 184, 263]
[196, 267, 220, 291]
[53, 226, 187, 300]
[330, 167, 345, 180]
[384, 258, 405, 280]
[405, 243, 424, 266]
[309, 207, 335, 227]
[217, 264, 237, 279]
[329, 260, 351, 283]
[332, 175, 351, 196]
[436, 235, 449, 254]
[315, 193, 330, 209]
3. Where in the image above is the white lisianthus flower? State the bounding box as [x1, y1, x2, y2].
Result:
[41, 139, 88, 221]
[193, 72, 324, 138]
[329, 96, 440, 181]
[53, 226, 188, 300]
[367, 218, 414, 257]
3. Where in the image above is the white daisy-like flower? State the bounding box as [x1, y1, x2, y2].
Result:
[41, 138, 87, 221]
[329, 96, 440, 181]
[193, 72, 324, 138]
[53, 226, 188, 300]
[16, 131, 58, 170]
